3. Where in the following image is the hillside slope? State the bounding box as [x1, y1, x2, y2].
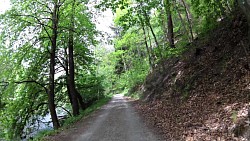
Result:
[135, 12, 250, 140]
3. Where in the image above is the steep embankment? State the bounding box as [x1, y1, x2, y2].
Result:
[135, 13, 250, 140]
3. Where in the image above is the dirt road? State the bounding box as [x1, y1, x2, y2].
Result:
[48, 94, 163, 141]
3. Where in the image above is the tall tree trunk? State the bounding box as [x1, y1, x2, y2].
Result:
[164, 0, 175, 48]
[68, 0, 80, 116]
[181, 0, 194, 41]
[142, 5, 163, 60]
[141, 20, 153, 70]
[64, 48, 73, 106]
[167, 12, 175, 48]
[75, 90, 86, 110]
[160, 10, 169, 47]
[68, 31, 80, 116]
[48, 1, 60, 129]
[175, 4, 190, 41]
[65, 45, 85, 112]
[147, 26, 155, 66]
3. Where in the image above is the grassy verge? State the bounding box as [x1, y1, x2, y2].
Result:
[32, 95, 112, 141]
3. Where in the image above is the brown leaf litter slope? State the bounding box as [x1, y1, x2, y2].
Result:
[135, 13, 250, 141]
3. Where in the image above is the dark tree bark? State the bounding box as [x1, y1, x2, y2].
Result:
[75, 90, 86, 110]
[68, 33, 80, 116]
[143, 12, 161, 50]
[64, 48, 73, 106]
[181, 0, 194, 41]
[65, 40, 85, 112]
[147, 26, 156, 66]
[164, 0, 175, 48]
[48, 2, 60, 129]
[175, 5, 190, 41]
[167, 11, 175, 48]
[68, 0, 80, 116]
[141, 20, 153, 70]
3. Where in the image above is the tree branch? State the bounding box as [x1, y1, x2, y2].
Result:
[14, 80, 48, 94]
[13, 14, 53, 44]
[56, 105, 72, 117]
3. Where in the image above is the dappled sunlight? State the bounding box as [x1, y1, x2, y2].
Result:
[223, 103, 249, 119]
[183, 102, 250, 140]
[174, 70, 183, 83]
[0, 0, 250, 140]
[102, 94, 129, 110]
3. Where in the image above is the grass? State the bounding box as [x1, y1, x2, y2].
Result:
[32, 95, 112, 141]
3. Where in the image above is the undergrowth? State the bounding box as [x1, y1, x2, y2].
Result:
[32, 95, 112, 141]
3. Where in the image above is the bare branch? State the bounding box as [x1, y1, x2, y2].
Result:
[56, 56, 67, 71]
[56, 105, 72, 117]
[35, 1, 53, 13]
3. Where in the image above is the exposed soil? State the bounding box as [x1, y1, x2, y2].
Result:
[45, 94, 163, 141]
[134, 12, 250, 140]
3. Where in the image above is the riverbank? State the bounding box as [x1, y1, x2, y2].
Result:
[32, 95, 112, 141]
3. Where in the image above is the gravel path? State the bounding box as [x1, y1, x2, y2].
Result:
[48, 94, 163, 141]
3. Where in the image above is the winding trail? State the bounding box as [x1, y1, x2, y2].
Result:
[49, 94, 163, 141]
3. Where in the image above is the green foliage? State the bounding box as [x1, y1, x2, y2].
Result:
[32, 96, 112, 141]
[125, 90, 141, 100]
[190, 0, 234, 32]
[0, 0, 101, 140]
[96, 0, 237, 97]
[115, 61, 149, 90]
[30, 129, 56, 141]
[76, 69, 105, 102]
[0, 0, 239, 140]
[64, 96, 111, 126]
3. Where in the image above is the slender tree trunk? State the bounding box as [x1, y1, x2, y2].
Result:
[164, 0, 175, 48]
[167, 12, 175, 48]
[64, 48, 73, 106]
[68, 30, 80, 116]
[181, 0, 194, 41]
[175, 5, 190, 41]
[141, 20, 153, 70]
[68, 0, 80, 116]
[48, 2, 60, 129]
[120, 53, 126, 72]
[147, 26, 155, 66]
[75, 90, 86, 110]
[65, 44, 85, 112]
[160, 10, 169, 47]
[143, 8, 163, 60]
[168, 11, 175, 48]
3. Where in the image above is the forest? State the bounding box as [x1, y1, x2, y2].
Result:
[0, 0, 250, 140]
